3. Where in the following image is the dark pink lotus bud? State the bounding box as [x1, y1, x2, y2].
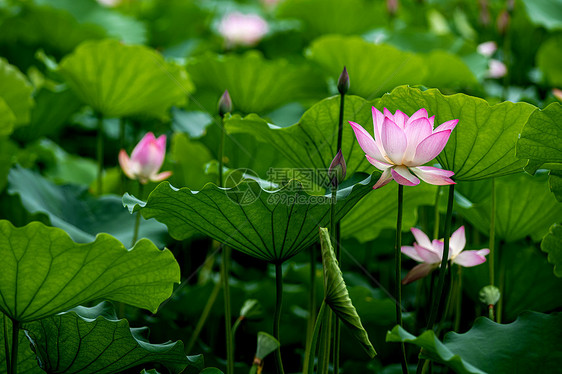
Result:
[337, 66, 350, 95]
[218, 90, 232, 117]
[329, 149, 347, 187]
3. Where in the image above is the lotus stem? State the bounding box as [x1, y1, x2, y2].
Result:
[304, 301, 327, 374]
[3, 316, 10, 373]
[96, 112, 104, 196]
[395, 184, 409, 374]
[119, 118, 126, 194]
[131, 183, 144, 247]
[186, 278, 222, 354]
[433, 186, 441, 240]
[305, 245, 317, 365]
[489, 178, 496, 286]
[10, 318, 19, 374]
[273, 263, 285, 374]
[426, 184, 455, 330]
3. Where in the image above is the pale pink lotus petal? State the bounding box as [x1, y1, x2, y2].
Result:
[410, 227, 433, 250]
[373, 168, 393, 189]
[372, 107, 385, 142]
[383, 107, 394, 121]
[414, 243, 442, 263]
[155, 134, 167, 152]
[432, 239, 444, 257]
[151, 170, 173, 182]
[118, 149, 134, 179]
[453, 249, 489, 267]
[366, 154, 392, 171]
[403, 117, 433, 162]
[477, 41, 497, 57]
[391, 166, 420, 186]
[381, 117, 407, 164]
[219, 12, 269, 46]
[406, 108, 429, 127]
[393, 110, 408, 128]
[348, 121, 387, 162]
[402, 245, 424, 262]
[402, 262, 438, 284]
[487, 59, 507, 79]
[131, 132, 156, 160]
[434, 119, 458, 133]
[410, 166, 455, 185]
[410, 130, 452, 165]
[450, 226, 466, 257]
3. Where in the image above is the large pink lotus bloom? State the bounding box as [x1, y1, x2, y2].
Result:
[349, 107, 457, 189]
[119, 132, 172, 184]
[401, 226, 490, 284]
[218, 12, 269, 47]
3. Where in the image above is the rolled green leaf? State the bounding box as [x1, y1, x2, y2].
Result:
[319, 227, 376, 358]
[542, 223, 562, 277]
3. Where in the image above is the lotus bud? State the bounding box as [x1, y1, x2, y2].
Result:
[329, 149, 347, 187]
[218, 90, 232, 117]
[337, 66, 350, 95]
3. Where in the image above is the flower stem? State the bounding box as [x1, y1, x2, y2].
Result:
[119, 118, 126, 195]
[131, 183, 144, 247]
[96, 112, 104, 196]
[273, 263, 285, 374]
[426, 184, 455, 330]
[454, 266, 463, 331]
[305, 245, 317, 364]
[304, 301, 326, 374]
[433, 186, 441, 240]
[3, 316, 10, 373]
[337, 93, 345, 152]
[489, 178, 496, 286]
[218, 116, 225, 187]
[10, 319, 19, 374]
[395, 184, 408, 374]
[186, 277, 222, 354]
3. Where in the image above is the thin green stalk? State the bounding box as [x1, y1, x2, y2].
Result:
[305, 246, 317, 362]
[318, 309, 332, 374]
[489, 178, 496, 286]
[497, 244, 505, 324]
[222, 246, 234, 374]
[273, 263, 285, 374]
[96, 113, 104, 195]
[119, 118, 126, 194]
[186, 278, 222, 354]
[395, 184, 408, 374]
[218, 117, 225, 187]
[304, 301, 327, 374]
[433, 186, 441, 240]
[454, 266, 463, 331]
[426, 184, 455, 330]
[4, 316, 10, 373]
[10, 319, 19, 374]
[336, 94, 345, 152]
[131, 183, 144, 247]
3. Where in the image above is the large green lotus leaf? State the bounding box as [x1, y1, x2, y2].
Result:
[462, 244, 562, 322]
[58, 39, 192, 119]
[124, 174, 376, 263]
[520, 0, 562, 30]
[542, 223, 562, 277]
[378, 86, 536, 180]
[0, 313, 43, 373]
[386, 327, 484, 374]
[0, 220, 180, 323]
[537, 36, 562, 86]
[516, 103, 562, 201]
[34, 0, 147, 44]
[225, 95, 374, 179]
[319, 227, 376, 358]
[342, 181, 438, 243]
[387, 312, 562, 374]
[14, 85, 83, 142]
[455, 172, 562, 242]
[0, 98, 16, 136]
[0, 58, 34, 127]
[277, 0, 386, 38]
[185, 52, 326, 114]
[24, 302, 202, 374]
[307, 36, 427, 99]
[423, 50, 478, 90]
[7, 166, 168, 247]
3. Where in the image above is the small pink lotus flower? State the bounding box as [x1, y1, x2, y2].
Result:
[218, 12, 269, 47]
[119, 132, 172, 184]
[477, 41, 498, 58]
[349, 107, 457, 189]
[487, 59, 507, 79]
[401, 226, 490, 284]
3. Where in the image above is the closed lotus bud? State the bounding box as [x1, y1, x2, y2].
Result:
[552, 88, 562, 102]
[479, 285, 501, 306]
[387, 0, 398, 17]
[497, 9, 510, 35]
[337, 66, 350, 95]
[329, 149, 346, 187]
[218, 90, 232, 117]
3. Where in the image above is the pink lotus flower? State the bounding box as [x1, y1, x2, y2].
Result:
[119, 132, 172, 184]
[487, 59, 507, 79]
[218, 12, 269, 47]
[477, 41, 498, 58]
[401, 226, 490, 284]
[349, 107, 457, 189]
